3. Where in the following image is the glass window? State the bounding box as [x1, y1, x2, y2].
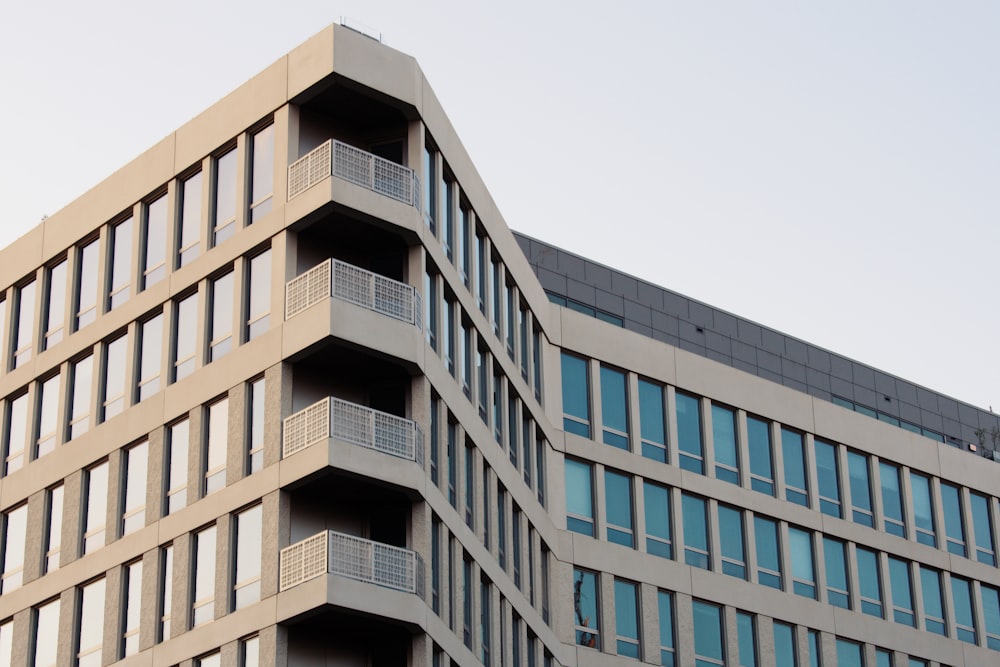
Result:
[122, 441, 148, 535]
[475, 231, 487, 313]
[754, 516, 782, 589]
[565, 459, 594, 536]
[458, 206, 470, 286]
[178, 171, 202, 266]
[561, 353, 591, 437]
[683, 493, 710, 569]
[431, 518, 441, 614]
[782, 428, 808, 506]
[142, 194, 168, 288]
[44, 259, 67, 348]
[35, 373, 60, 458]
[747, 416, 775, 495]
[44, 484, 63, 572]
[109, 217, 133, 310]
[712, 404, 739, 484]
[423, 147, 436, 232]
[879, 462, 906, 537]
[574, 569, 600, 649]
[600, 366, 629, 449]
[919, 566, 945, 635]
[83, 460, 108, 554]
[789, 527, 816, 598]
[940, 482, 966, 556]
[970, 492, 996, 565]
[773, 621, 797, 667]
[250, 125, 274, 222]
[887, 556, 914, 626]
[246, 249, 271, 340]
[807, 630, 821, 667]
[101, 333, 128, 421]
[644, 481, 673, 559]
[814, 439, 841, 517]
[951, 575, 976, 644]
[465, 443, 476, 529]
[205, 397, 228, 495]
[242, 635, 260, 667]
[718, 504, 746, 579]
[0, 619, 10, 667]
[910, 473, 936, 547]
[77, 577, 105, 667]
[480, 577, 491, 665]
[444, 299, 455, 375]
[532, 327, 543, 401]
[210, 271, 235, 361]
[658, 590, 675, 667]
[857, 546, 883, 617]
[76, 238, 100, 329]
[737, 611, 756, 667]
[692, 600, 725, 667]
[835, 639, 863, 667]
[68, 354, 93, 440]
[823, 536, 850, 609]
[676, 391, 704, 474]
[122, 560, 142, 656]
[193, 524, 217, 626]
[512, 505, 523, 587]
[166, 419, 189, 514]
[447, 421, 457, 508]
[491, 259, 502, 336]
[234, 504, 262, 609]
[638, 379, 667, 462]
[460, 322, 472, 396]
[907, 660, 926, 667]
[248, 377, 265, 473]
[13, 279, 36, 368]
[159, 544, 173, 641]
[519, 303, 529, 380]
[847, 450, 874, 527]
[33, 597, 60, 667]
[4, 392, 28, 474]
[173, 292, 198, 381]
[505, 283, 516, 358]
[137, 313, 164, 401]
[605, 470, 634, 547]
[497, 485, 506, 569]
[615, 579, 640, 658]
[507, 396, 518, 468]
[213, 148, 237, 245]
[198, 652, 221, 667]
[1, 504, 26, 593]
[982, 583, 1000, 650]
[493, 372, 503, 444]
[875, 648, 892, 667]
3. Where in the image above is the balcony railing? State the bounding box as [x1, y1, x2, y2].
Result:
[285, 258, 422, 328]
[279, 530, 425, 599]
[282, 396, 424, 465]
[287, 139, 420, 209]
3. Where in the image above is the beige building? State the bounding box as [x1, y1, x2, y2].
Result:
[0, 22, 998, 667]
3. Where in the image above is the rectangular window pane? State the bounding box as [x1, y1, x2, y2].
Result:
[737, 612, 756, 667]
[205, 398, 228, 495]
[857, 546, 883, 617]
[1, 504, 27, 593]
[719, 505, 746, 579]
[951, 575, 976, 644]
[847, 451, 874, 527]
[712, 404, 739, 484]
[692, 600, 724, 667]
[137, 314, 164, 401]
[68, 354, 93, 440]
[234, 504, 262, 609]
[78, 578, 105, 667]
[561, 353, 591, 437]
[754, 516, 781, 589]
[919, 566, 945, 635]
[142, 194, 168, 288]
[210, 271, 234, 361]
[835, 639, 863, 667]
[250, 125, 274, 222]
[102, 333, 128, 421]
[773, 621, 796, 667]
[823, 536, 850, 609]
[178, 171, 202, 266]
[605, 470, 634, 547]
[614, 579, 640, 658]
[480, 577, 491, 665]
[248, 377, 265, 473]
[109, 217, 133, 310]
[573, 569, 600, 649]
[193, 525, 217, 626]
[658, 590, 675, 667]
[644, 481, 673, 559]
[166, 419, 189, 514]
[213, 148, 237, 244]
[982, 583, 1000, 650]
[970, 492, 996, 565]
[4, 392, 28, 474]
[638, 379, 667, 462]
[83, 461, 108, 554]
[814, 439, 841, 517]
[782, 428, 808, 506]
[173, 292, 198, 381]
[940, 482, 966, 556]
[789, 527, 816, 599]
[0, 619, 10, 667]
[880, 462, 906, 537]
[683, 494, 710, 569]
[160, 545, 174, 641]
[122, 560, 142, 655]
[910, 473, 936, 547]
[45, 484, 63, 572]
[34, 598, 60, 667]
[13, 280, 36, 368]
[76, 239, 99, 328]
[247, 249, 271, 340]
[35, 373, 60, 458]
[44, 259, 67, 348]
[565, 459, 594, 536]
[600, 366, 629, 449]
[747, 416, 774, 495]
[887, 556, 914, 627]
[676, 392, 704, 474]
[122, 441, 148, 535]
[243, 636, 260, 667]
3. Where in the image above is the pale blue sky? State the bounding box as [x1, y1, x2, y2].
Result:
[2, 1, 998, 411]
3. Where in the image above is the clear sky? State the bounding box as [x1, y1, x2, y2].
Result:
[2, 1, 998, 412]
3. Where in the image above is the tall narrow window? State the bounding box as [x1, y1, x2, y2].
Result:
[108, 217, 133, 310]
[178, 171, 202, 266]
[498, 486, 507, 569]
[465, 442, 476, 529]
[121, 441, 148, 535]
[747, 416, 774, 495]
[573, 569, 600, 649]
[44, 484, 63, 572]
[44, 259, 67, 348]
[519, 303, 529, 380]
[847, 450, 874, 527]
[718, 504, 746, 579]
[12, 279, 36, 368]
[447, 420, 457, 507]
[76, 238, 99, 329]
[814, 439, 841, 517]
[475, 232, 487, 313]
[682, 493, 710, 569]
[101, 333, 128, 421]
[658, 590, 676, 667]
[431, 518, 441, 614]
[512, 506, 523, 587]
[443, 299, 455, 375]
[166, 419, 189, 514]
[644, 481, 673, 558]
[159, 545, 174, 641]
[737, 612, 757, 667]
[561, 353, 591, 437]
[122, 560, 143, 656]
[605, 470, 634, 547]
[213, 148, 237, 245]
[676, 392, 704, 473]
[198, 652, 221, 667]
[491, 259, 502, 336]
[835, 639, 863, 667]
[505, 282, 516, 358]
[712, 404, 739, 484]
[204, 397, 228, 495]
[458, 206, 470, 286]
[0, 619, 10, 667]
[910, 472, 936, 547]
[879, 462, 906, 537]
[33, 598, 60, 667]
[460, 322, 472, 396]
[823, 536, 850, 609]
[970, 492, 996, 565]
[480, 577, 491, 665]
[137, 313, 164, 401]
[532, 327, 542, 401]
[83, 460, 108, 554]
[919, 566, 945, 635]
[423, 147, 436, 232]
[4, 392, 28, 474]
[425, 271, 437, 350]
[773, 621, 796, 667]
[142, 194, 168, 288]
[981, 583, 1000, 650]
[34, 373, 60, 458]
[887, 556, 914, 626]
[754, 516, 781, 589]
[247, 377, 265, 473]
[507, 395, 518, 467]
[462, 556, 472, 648]
[77, 577, 106, 667]
[781, 428, 808, 506]
[68, 354, 93, 440]
[600, 366, 629, 449]
[209, 271, 234, 361]
[857, 546, 883, 617]
[638, 378, 667, 462]
[0, 504, 26, 593]
[173, 292, 198, 381]
[789, 527, 816, 599]
[940, 482, 966, 556]
[493, 372, 504, 444]
[692, 600, 725, 667]
[442, 177, 454, 261]
[193, 525, 217, 626]
[234, 504, 262, 609]
[249, 125, 274, 222]
[614, 579, 641, 658]
[242, 636, 260, 667]
[246, 249, 271, 340]
[807, 632, 821, 667]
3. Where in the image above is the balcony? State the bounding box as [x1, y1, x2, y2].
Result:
[288, 139, 420, 209]
[283, 396, 424, 465]
[279, 530, 425, 599]
[285, 258, 421, 329]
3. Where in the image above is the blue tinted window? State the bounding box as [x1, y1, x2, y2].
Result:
[564, 460, 594, 536]
[875, 649, 892, 667]
[807, 631, 820, 667]
[940, 482, 966, 556]
[658, 591, 676, 667]
[814, 440, 840, 517]
[879, 462, 906, 537]
[857, 547, 883, 617]
[683, 494, 710, 569]
[835, 640, 863, 667]
[573, 569, 600, 648]
[773, 622, 796, 667]
[561, 354, 591, 437]
[676, 392, 704, 474]
[614, 579, 640, 658]
[823, 537, 849, 609]
[781, 428, 808, 506]
[951, 575, 976, 644]
[605, 470, 634, 547]
[644, 481, 672, 559]
[910, 473, 936, 547]
[712, 405, 739, 484]
[718, 505, 746, 579]
[887, 556, 914, 627]
[737, 612, 756, 667]
[747, 417, 774, 495]
[982, 584, 1000, 650]
[754, 516, 781, 589]
[638, 379, 667, 462]
[789, 527, 815, 599]
[600, 367, 629, 449]
[692, 600, 724, 667]
[847, 451, 874, 527]
[919, 567, 945, 635]
[970, 492, 996, 565]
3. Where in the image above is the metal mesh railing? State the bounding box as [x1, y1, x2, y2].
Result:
[282, 396, 424, 465]
[285, 259, 333, 319]
[278, 531, 329, 591]
[288, 139, 419, 209]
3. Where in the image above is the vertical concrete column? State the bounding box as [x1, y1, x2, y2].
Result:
[744, 509, 760, 588]
[103, 564, 124, 663]
[707, 498, 722, 573]
[700, 395, 716, 475]
[723, 605, 741, 666]
[62, 250, 79, 343]
[845, 542, 862, 614]
[268, 231, 287, 334]
[777, 521, 793, 595]
[57, 587, 76, 667]
[261, 490, 282, 599]
[803, 432, 819, 510]
[757, 614, 775, 667]
[929, 476, 948, 551]
[665, 386, 680, 468]
[410, 496, 431, 607]
[22, 489, 45, 584]
[60, 469, 83, 566]
[771, 421, 787, 498]
[139, 548, 160, 652]
[599, 571, 615, 655]
[736, 410, 752, 490]
[671, 486, 687, 568]
[640, 581, 660, 663]
[263, 363, 285, 468]
[234, 133, 249, 231]
[195, 277, 209, 371]
[220, 637, 240, 667]
[215, 512, 234, 619]
[54, 360, 71, 449]
[163, 178, 179, 274]
[899, 465, 917, 545]
[411, 633, 431, 667]
[186, 405, 205, 507]
[588, 359, 602, 441]
[226, 381, 247, 486]
[272, 106, 291, 205]
[171, 530, 193, 637]
[674, 591, 695, 666]
[146, 425, 166, 522]
[231, 255, 248, 349]
[105, 447, 124, 542]
[9, 607, 31, 667]
[626, 372, 642, 456]
[870, 455, 888, 533]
